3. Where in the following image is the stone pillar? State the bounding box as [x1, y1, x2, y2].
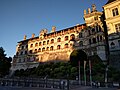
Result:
[88, 8, 91, 14]
[32, 33, 35, 38]
[24, 35, 27, 40]
[84, 9, 87, 15]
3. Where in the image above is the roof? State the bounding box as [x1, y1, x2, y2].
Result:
[18, 23, 86, 43]
[105, 0, 116, 5]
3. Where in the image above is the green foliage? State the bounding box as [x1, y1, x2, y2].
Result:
[0, 47, 12, 77]
[70, 50, 87, 66]
[13, 59, 120, 82]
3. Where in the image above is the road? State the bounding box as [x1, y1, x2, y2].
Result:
[0, 86, 118, 90]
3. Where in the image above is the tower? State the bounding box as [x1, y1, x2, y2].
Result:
[84, 4, 103, 26]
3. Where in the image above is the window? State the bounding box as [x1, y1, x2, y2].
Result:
[94, 16, 98, 20]
[39, 42, 42, 46]
[111, 42, 115, 48]
[79, 41, 83, 46]
[65, 36, 69, 41]
[93, 38, 96, 43]
[112, 8, 119, 16]
[57, 38, 61, 42]
[89, 39, 91, 44]
[118, 40, 120, 47]
[51, 39, 54, 44]
[92, 28, 95, 33]
[30, 44, 33, 48]
[115, 23, 120, 32]
[38, 48, 41, 52]
[70, 34, 75, 41]
[98, 26, 102, 32]
[47, 40, 49, 44]
[100, 36, 103, 41]
[35, 43, 38, 47]
[57, 45, 61, 49]
[26, 45, 28, 48]
[42, 47, 45, 52]
[16, 52, 19, 56]
[43, 41, 46, 45]
[35, 49, 37, 53]
[46, 47, 49, 51]
[64, 43, 68, 48]
[79, 33, 83, 38]
[20, 51, 23, 55]
[25, 51, 27, 54]
[97, 36, 99, 42]
[96, 26, 99, 32]
[88, 30, 91, 35]
[22, 46, 24, 49]
[19, 59, 21, 63]
[29, 50, 32, 54]
[50, 46, 54, 50]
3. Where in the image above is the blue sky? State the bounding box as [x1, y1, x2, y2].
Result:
[0, 0, 107, 57]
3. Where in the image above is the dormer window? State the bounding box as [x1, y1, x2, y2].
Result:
[111, 42, 115, 48]
[115, 23, 120, 32]
[112, 8, 119, 16]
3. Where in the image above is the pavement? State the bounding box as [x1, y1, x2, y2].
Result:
[0, 86, 119, 90]
[71, 86, 118, 90]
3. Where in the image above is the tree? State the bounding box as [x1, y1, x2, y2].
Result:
[70, 50, 87, 66]
[0, 47, 12, 77]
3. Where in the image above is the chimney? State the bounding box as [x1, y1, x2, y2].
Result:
[84, 10, 87, 15]
[88, 8, 91, 14]
[32, 33, 35, 38]
[51, 26, 56, 33]
[24, 35, 27, 40]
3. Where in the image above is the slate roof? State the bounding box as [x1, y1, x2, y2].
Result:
[105, 0, 116, 5]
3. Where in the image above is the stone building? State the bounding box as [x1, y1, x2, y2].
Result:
[103, 0, 120, 69]
[11, 4, 107, 71]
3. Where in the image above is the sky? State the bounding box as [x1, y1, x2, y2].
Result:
[0, 0, 107, 57]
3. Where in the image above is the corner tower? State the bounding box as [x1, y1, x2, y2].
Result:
[84, 4, 103, 26]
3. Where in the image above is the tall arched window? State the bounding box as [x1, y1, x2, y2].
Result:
[38, 48, 41, 52]
[26, 45, 28, 48]
[57, 38, 61, 42]
[97, 36, 99, 42]
[43, 41, 46, 45]
[25, 51, 27, 54]
[70, 34, 75, 41]
[35, 43, 38, 47]
[39, 42, 42, 46]
[42, 47, 45, 52]
[64, 43, 68, 48]
[93, 38, 96, 43]
[29, 50, 32, 54]
[30, 44, 33, 48]
[65, 36, 69, 41]
[47, 40, 49, 44]
[79, 33, 83, 38]
[51, 39, 54, 44]
[46, 47, 49, 51]
[22, 46, 24, 49]
[50, 46, 54, 50]
[89, 39, 91, 44]
[34, 49, 37, 53]
[100, 36, 103, 41]
[57, 45, 61, 49]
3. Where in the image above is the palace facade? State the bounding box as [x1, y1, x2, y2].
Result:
[11, 4, 107, 71]
[12, 2, 115, 71]
[103, 0, 120, 69]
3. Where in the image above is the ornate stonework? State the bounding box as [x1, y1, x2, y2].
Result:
[12, 4, 107, 71]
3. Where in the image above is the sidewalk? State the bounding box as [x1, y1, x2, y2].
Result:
[70, 86, 118, 90]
